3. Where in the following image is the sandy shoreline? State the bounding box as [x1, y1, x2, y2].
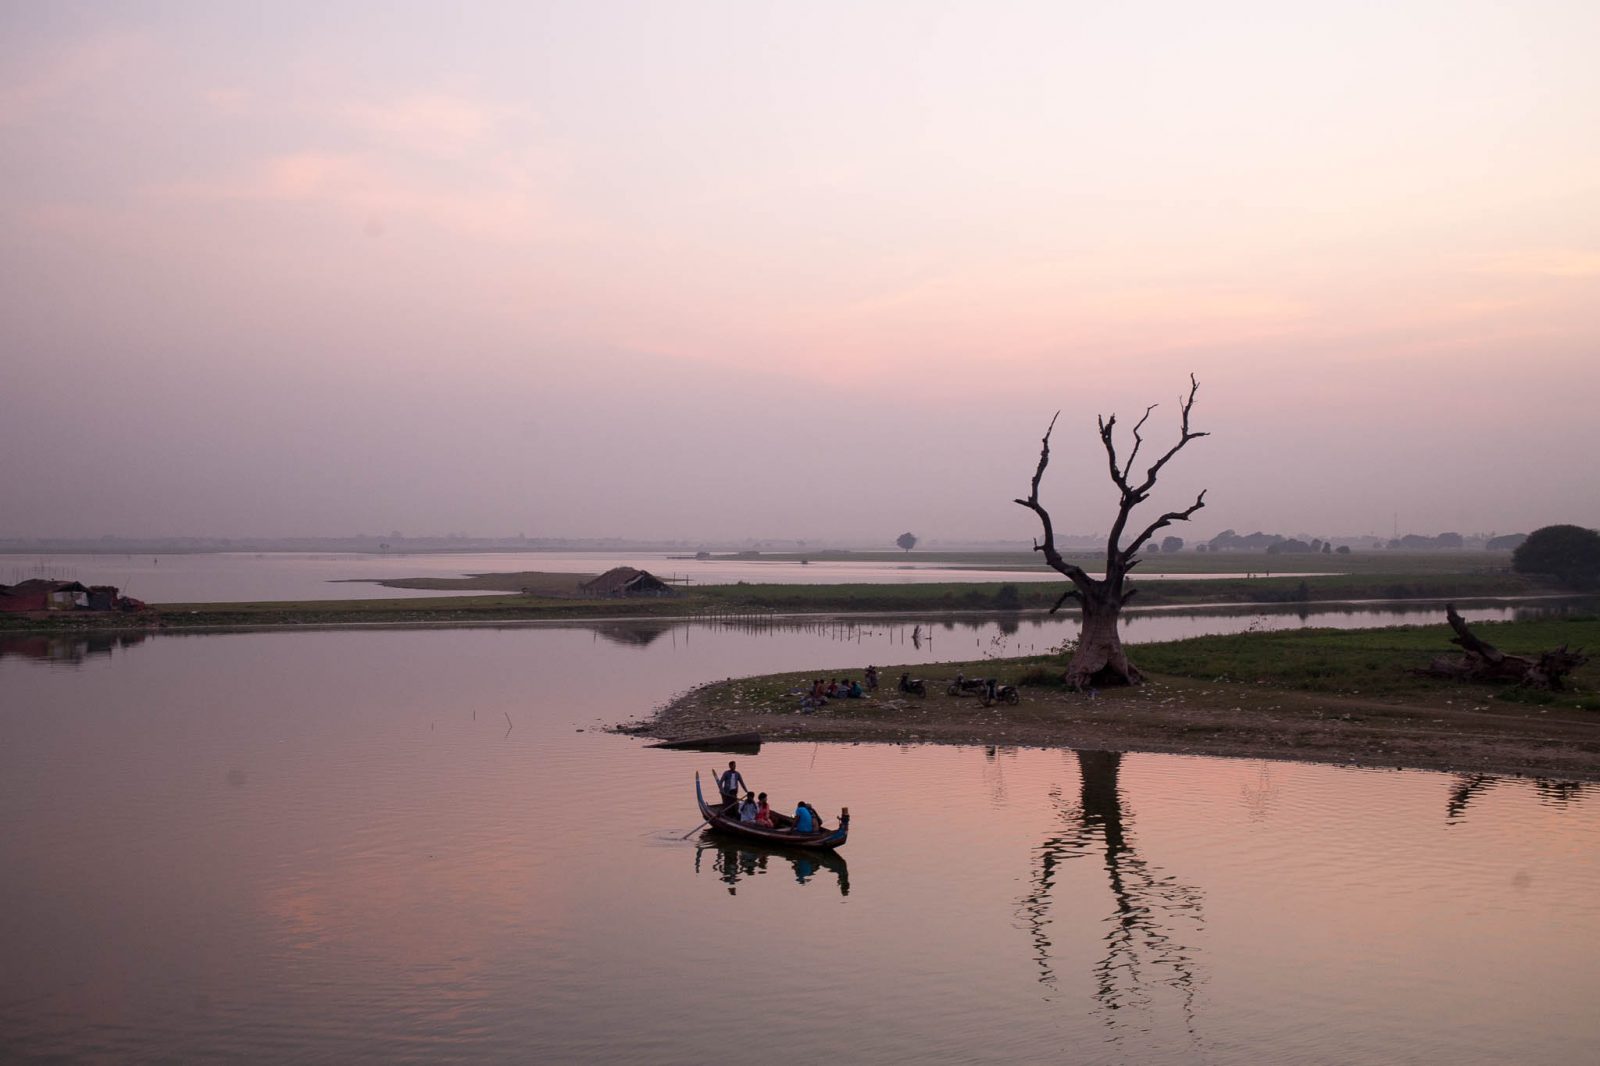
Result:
[623, 667, 1600, 782]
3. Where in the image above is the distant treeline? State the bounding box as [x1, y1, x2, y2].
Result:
[1198, 530, 1526, 554]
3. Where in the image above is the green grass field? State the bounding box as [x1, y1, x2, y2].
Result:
[692, 548, 1519, 577]
[1097, 615, 1600, 711]
[666, 615, 1600, 719]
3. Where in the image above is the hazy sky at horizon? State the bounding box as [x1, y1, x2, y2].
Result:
[3, 1, 1597, 544]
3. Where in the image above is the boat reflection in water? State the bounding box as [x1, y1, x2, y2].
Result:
[694, 837, 851, 897]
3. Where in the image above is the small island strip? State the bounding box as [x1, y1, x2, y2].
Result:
[620, 615, 1600, 782]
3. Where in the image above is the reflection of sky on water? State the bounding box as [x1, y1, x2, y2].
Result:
[3, 627, 1599, 1062]
[8, 598, 1594, 674]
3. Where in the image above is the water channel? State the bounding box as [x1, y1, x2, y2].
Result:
[0, 550, 1337, 604]
[3, 608, 1597, 1062]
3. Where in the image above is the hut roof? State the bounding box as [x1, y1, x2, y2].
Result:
[581, 566, 644, 594]
[6, 579, 90, 593]
[579, 566, 672, 596]
[0, 579, 91, 612]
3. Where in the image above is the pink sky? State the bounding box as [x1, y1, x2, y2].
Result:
[2, 2, 1597, 543]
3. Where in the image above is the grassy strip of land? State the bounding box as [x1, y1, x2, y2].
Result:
[673, 572, 1539, 610]
[0, 567, 1561, 633]
[684, 548, 1522, 576]
[623, 617, 1600, 781]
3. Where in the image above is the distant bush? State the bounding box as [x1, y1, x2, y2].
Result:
[1387, 533, 1465, 550]
[1210, 529, 1285, 551]
[1513, 524, 1600, 590]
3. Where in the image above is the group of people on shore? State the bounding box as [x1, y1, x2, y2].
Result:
[799, 665, 880, 712]
[717, 761, 824, 834]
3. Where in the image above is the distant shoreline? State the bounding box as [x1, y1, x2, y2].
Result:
[0, 585, 1578, 635]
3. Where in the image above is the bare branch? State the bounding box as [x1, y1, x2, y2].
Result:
[1122, 491, 1208, 562]
[1123, 403, 1158, 478]
[1131, 374, 1208, 498]
[1015, 413, 1093, 589]
[1049, 588, 1084, 614]
[1098, 375, 1208, 572]
[1098, 413, 1131, 495]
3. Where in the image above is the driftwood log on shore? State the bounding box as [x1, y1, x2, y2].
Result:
[1415, 604, 1588, 690]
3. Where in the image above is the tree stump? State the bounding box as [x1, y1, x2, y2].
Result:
[1414, 604, 1588, 690]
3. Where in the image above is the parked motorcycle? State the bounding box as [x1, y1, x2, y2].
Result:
[947, 672, 990, 697]
[897, 672, 927, 697]
[979, 681, 1021, 707]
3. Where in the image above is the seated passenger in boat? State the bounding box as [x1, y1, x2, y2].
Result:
[754, 793, 774, 828]
[738, 792, 759, 822]
[792, 801, 818, 834]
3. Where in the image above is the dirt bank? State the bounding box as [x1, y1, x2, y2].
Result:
[622, 667, 1600, 782]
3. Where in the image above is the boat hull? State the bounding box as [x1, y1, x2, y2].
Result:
[649, 732, 762, 752]
[695, 771, 849, 851]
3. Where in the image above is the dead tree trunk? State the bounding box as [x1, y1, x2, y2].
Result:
[1415, 604, 1589, 690]
[1015, 375, 1208, 690]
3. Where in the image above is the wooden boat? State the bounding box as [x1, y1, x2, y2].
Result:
[694, 771, 850, 851]
[648, 732, 762, 752]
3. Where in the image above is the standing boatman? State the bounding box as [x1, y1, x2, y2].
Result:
[717, 761, 748, 809]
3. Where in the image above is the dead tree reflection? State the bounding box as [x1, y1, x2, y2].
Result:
[1019, 751, 1206, 1045]
[1447, 773, 1586, 823]
[1446, 774, 1499, 823]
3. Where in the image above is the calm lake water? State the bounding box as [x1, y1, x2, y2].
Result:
[3, 614, 1597, 1063]
[0, 550, 1335, 604]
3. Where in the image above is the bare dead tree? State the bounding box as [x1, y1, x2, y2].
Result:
[1015, 375, 1208, 689]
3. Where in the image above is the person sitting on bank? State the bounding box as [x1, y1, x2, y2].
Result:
[847, 679, 864, 698]
[718, 761, 747, 807]
[754, 792, 774, 828]
[738, 791, 759, 822]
